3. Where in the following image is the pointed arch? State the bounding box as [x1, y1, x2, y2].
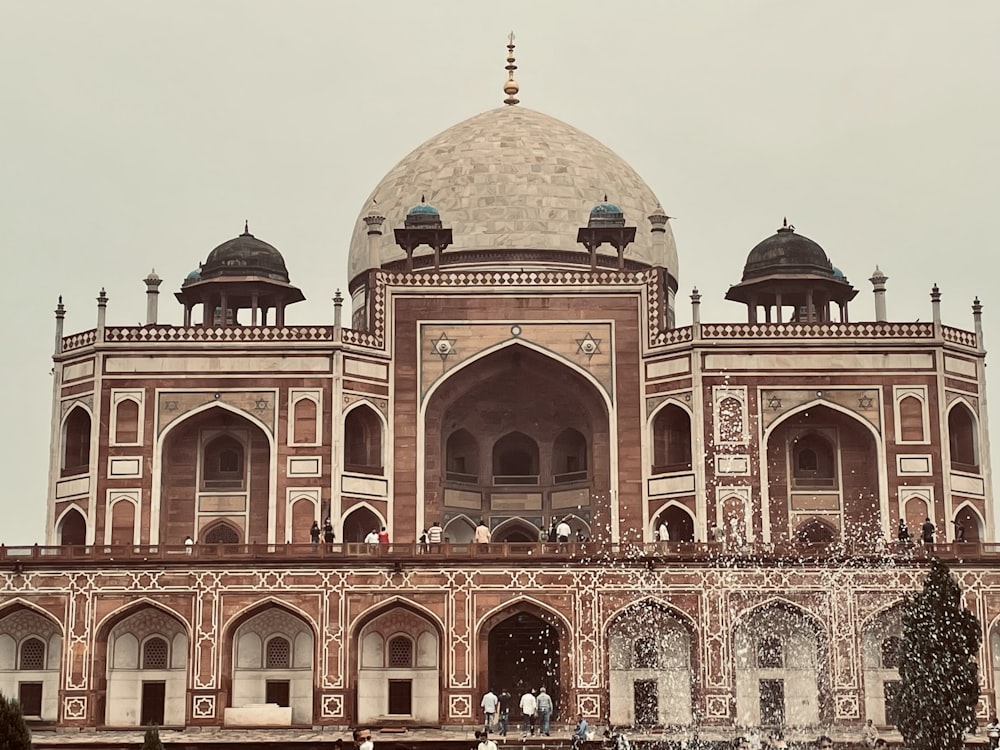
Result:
[342, 502, 385, 543]
[605, 597, 697, 726]
[443, 514, 476, 543]
[953, 501, 984, 543]
[61, 403, 93, 477]
[153, 400, 277, 545]
[224, 599, 316, 725]
[94, 598, 192, 642]
[55, 505, 87, 546]
[762, 398, 887, 543]
[352, 597, 444, 724]
[492, 431, 540, 482]
[491, 517, 543, 543]
[344, 400, 386, 475]
[947, 398, 980, 471]
[422, 338, 613, 411]
[652, 501, 696, 543]
[202, 521, 241, 544]
[650, 399, 693, 474]
[0, 600, 65, 634]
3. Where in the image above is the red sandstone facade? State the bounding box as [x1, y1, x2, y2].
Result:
[1, 96, 994, 735]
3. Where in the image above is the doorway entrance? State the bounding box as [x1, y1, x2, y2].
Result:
[633, 679, 658, 725]
[140, 681, 166, 726]
[488, 613, 561, 716]
[759, 679, 785, 727]
[18, 683, 42, 717]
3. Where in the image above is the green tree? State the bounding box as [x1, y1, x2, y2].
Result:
[0, 691, 32, 749]
[897, 557, 981, 750]
[141, 724, 164, 750]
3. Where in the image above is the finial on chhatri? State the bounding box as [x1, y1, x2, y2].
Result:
[779, 217, 795, 232]
[503, 32, 520, 106]
[244, 219, 250, 235]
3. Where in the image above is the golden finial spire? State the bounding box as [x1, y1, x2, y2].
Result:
[503, 32, 520, 106]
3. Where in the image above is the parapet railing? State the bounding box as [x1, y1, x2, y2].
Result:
[0, 540, 994, 567]
[61, 320, 978, 355]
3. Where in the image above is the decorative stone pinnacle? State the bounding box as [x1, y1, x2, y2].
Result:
[244, 219, 250, 235]
[973, 297, 982, 314]
[97, 288, 108, 306]
[503, 32, 520, 106]
[691, 288, 702, 303]
[333, 289, 343, 306]
[931, 284, 941, 301]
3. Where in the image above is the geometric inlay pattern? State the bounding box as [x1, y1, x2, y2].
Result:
[322, 694, 344, 718]
[64, 696, 87, 719]
[449, 694, 472, 719]
[192, 695, 216, 719]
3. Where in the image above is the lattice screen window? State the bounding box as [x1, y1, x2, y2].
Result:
[387, 635, 413, 668]
[266, 637, 291, 669]
[633, 637, 658, 669]
[19, 638, 45, 670]
[142, 637, 169, 669]
[757, 635, 784, 668]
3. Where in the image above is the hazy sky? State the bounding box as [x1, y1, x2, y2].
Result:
[1, 2, 998, 544]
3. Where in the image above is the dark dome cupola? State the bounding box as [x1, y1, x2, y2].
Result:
[726, 220, 857, 324]
[176, 222, 304, 327]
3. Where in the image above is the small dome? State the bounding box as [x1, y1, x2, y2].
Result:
[201, 229, 290, 283]
[590, 202, 624, 217]
[185, 268, 201, 282]
[741, 223, 833, 280]
[408, 202, 440, 216]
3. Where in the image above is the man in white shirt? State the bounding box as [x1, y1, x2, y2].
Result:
[475, 520, 492, 545]
[427, 520, 443, 550]
[519, 688, 537, 736]
[658, 521, 669, 543]
[364, 529, 379, 545]
[480, 688, 498, 731]
[555, 519, 572, 543]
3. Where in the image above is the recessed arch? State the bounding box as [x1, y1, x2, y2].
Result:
[422, 338, 613, 411]
[342, 503, 385, 543]
[344, 400, 386, 475]
[443, 514, 476, 543]
[56, 505, 87, 546]
[953, 502, 984, 543]
[477, 597, 572, 719]
[650, 399, 693, 474]
[732, 597, 830, 727]
[352, 598, 443, 724]
[491, 517, 543, 543]
[61, 403, 93, 477]
[224, 600, 316, 725]
[763, 398, 885, 545]
[96, 601, 190, 726]
[202, 521, 241, 545]
[652, 501, 696, 543]
[947, 399, 980, 470]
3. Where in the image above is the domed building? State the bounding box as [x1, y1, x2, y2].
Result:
[2, 41, 998, 742]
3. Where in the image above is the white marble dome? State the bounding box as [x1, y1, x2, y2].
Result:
[348, 106, 678, 281]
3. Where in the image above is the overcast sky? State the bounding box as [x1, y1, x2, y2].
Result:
[1, 1, 998, 544]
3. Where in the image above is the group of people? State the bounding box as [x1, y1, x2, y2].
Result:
[896, 516, 937, 545]
[309, 519, 336, 545]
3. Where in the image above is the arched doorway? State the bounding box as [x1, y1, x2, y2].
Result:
[343, 506, 382, 543]
[765, 405, 880, 546]
[425, 344, 610, 542]
[59, 508, 87, 546]
[159, 406, 272, 545]
[0, 606, 63, 720]
[492, 519, 542, 543]
[607, 601, 694, 726]
[484, 607, 565, 718]
[355, 605, 440, 724]
[654, 505, 695, 543]
[227, 605, 314, 725]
